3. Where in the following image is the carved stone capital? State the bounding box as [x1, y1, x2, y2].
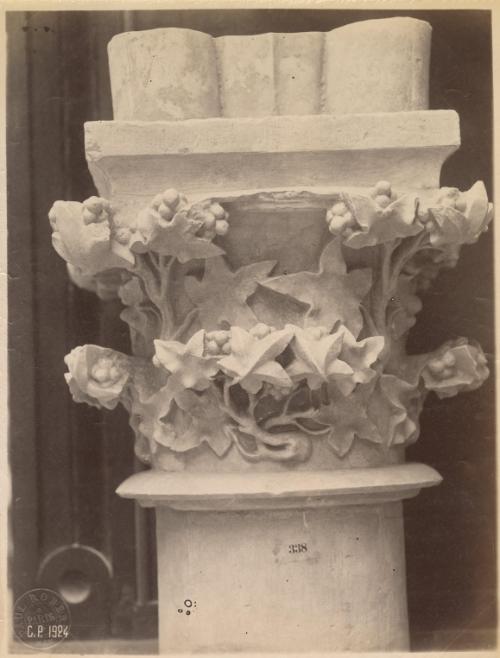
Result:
[51, 176, 492, 471]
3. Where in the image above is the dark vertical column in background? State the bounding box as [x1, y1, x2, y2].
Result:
[7, 11, 140, 639]
[7, 9, 495, 650]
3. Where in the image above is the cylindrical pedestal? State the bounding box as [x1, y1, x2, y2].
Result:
[156, 502, 408, 653]
[117, 464, 442, 654]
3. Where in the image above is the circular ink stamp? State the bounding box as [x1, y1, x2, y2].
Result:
[13, 588, 71, 650]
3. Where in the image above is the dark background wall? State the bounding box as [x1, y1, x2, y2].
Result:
[7, 9, 495, 651]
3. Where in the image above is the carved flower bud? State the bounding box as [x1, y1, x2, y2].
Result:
[371, 181, 395, 208]
[249, 323, 276, 339]
[82, 196, 112, 225]
[189, 201, 229, 240]
[326, 200, 355, 237]
[215, 219, 230, 236]
[205, 329, 231, 355]
[114, 227, 132, 245]
[374, 194, 392, 209]
[151, 188, 187, 222]
[375, 180, 392, 195]
[331, 201, 348, 216]
[427, 357, 446, 378]
[91, 357, 123, 386]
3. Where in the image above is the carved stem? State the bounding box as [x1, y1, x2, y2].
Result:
[218, 381, 310, 456]
[371, 242, 394, 335]
[390, 231, 428, 288]
[171, 308, 198, 341]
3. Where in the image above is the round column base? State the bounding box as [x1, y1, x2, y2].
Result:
[117, 463, 441, 654]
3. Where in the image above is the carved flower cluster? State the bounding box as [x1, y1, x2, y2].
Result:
[325, 180, 492, 250]
[48, 188, 229, 297]
[64, 322, 489, 463]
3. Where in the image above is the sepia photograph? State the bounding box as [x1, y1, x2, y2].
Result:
[4, 2, 497, 656]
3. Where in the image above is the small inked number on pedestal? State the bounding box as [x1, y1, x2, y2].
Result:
[288, 543, 308, 554]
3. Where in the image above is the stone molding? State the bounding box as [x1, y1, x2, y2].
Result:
[116, 463, 442, 511]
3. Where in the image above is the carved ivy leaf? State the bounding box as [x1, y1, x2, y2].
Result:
[261, 239, 372, 337]
[419, 182, 492, 248]
[49, 200, 134, 275]
[153, 330, 219, 391]
[219, 326, 293, 394]
[67, 264, 131, 300]
[367, 374, 420, 447]
[171, 389, 234, 456]
[335, 326, 385, 391]
[136, 383, 179, 450]
[344, 194, 420, 249]
[134, 208, 225, 263]
[462, 182, 493, 244]
[286, 326, 353, 390]
[184, 257, 276, 330]
[312, 386, 380, 457]
[118, 278, 161, 357]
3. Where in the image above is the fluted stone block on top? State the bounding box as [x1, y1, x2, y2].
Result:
[108, 18, 431, 120]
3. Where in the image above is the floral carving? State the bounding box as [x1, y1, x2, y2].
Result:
[64, 345, 132, 410]
[328, 182, 420, 249]
[54, 180, 493, 466]
[185, 257, 276, 330]
[49, 198, 134, 275]
[261, 239, 372, 336]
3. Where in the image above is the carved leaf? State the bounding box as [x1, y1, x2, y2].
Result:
[219, 326, 293, 394]
[118, 278, 161, 357]
[312, 386, 380, 457]
[367, 374, 420, 447]
[261, 239, 371, 337]
[67, 264, 131, 300]
[344, 194, 420, 248]
[49, 200, 134, 275]
[172, 389, 234, 456]
[185, 257, 276, 330]
[134, 208, 224, 262]
[418, 182, 492, 248]
[153, 330, 219, 391]
[286, 326, 353, 390]
[335, 326, 385, 392]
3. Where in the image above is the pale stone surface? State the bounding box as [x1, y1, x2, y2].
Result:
[85, 110, 460, 201]
[324, 18, 431, 113]
[117, 463, 442, 511]
[108, 28, 220, 121]
[108, 19, 430, 121]
[274, 33, 324, 115]
[216, 34, 276, 117]
[156, 502, 409, 652]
